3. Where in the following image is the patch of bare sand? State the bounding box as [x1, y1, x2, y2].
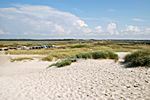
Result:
[0, 54, 52, 76]
[0, 58, 150, 100]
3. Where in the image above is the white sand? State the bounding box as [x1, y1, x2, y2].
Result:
[0, 52, 150, 100]
[0, 54, 52, 76]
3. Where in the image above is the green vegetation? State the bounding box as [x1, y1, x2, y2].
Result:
[11, 57, 33, 62]
[1, 40, 150, 64]
[75, 51, 118, 61]
[5, 42, 150, 55]
[91, 51, 118, 61]
[49, 51, 118, 67]
[75, 52, 92, 59]
[49, 59, 77, 68]
[124, 49, 150, 67]
[69, 44, 89, 48]
[41, 48, 92, 61]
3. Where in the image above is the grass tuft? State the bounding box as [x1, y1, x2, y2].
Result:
[124, 49, 150, 67]
[49, 59, 77, 68]
[75, 52, 92, 59]
[75, 51, 118, 61]
[11, 57, 33, 62]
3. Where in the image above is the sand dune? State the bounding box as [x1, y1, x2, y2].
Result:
[0, 53, 52, 76]
[0, 52, 150, 99]
[0, 55, 150, 100]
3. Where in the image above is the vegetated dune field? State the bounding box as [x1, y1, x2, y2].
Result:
[0, 39, 150, 100]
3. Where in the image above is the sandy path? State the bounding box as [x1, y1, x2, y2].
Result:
[115, 52, 130, 61]
[0, 58, 150, 100]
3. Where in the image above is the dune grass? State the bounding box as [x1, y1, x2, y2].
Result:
[6, 43, 150, 55]
[11, 57, 33, 62]
[124, 49, 150, 67]
[49, 59, 77, 68]
[49, 51, 118, 68]
[41, 48, 93, 61]
[75, 51, 118, 60]
[4, 40, 150, 63]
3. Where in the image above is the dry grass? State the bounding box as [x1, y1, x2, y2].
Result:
[5, 43, 150, 62]
[3, 40, 150, 63]
[11, 57, 33, 62]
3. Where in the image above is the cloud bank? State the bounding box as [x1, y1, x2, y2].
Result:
[0, 4, 150, 39]
[0, 4, 91, 38]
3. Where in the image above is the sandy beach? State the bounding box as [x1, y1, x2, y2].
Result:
[0, 53, 150, 100]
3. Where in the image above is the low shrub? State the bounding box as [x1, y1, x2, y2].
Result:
[70, 44, 89, 48]
[124, 50, 150, 67]
[107, 51, 119, 61]
[91, 51, 118, 61]
[75, 52, 92, 59]
[49, 59, 77, 68]
[91, 51, 108, 59]
[75, 51, 118, 60]
[42, 56, 53, 61]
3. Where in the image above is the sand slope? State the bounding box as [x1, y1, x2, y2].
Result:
[0, 59, 150, 100]
[0, 54, 52, 76]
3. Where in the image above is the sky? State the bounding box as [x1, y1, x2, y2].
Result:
[0, 0, 150, 39]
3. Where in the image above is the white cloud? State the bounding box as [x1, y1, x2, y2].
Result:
[74, 20, 88, 27]
[0, 4, 150, 39]
[95, 26, 103, 33]
[0, 4, 89, 37]
[82, 28, 92, 34]
[107, 22, 118, 34]
[125, 25, 140, 33]
[54, 24, 65, 33]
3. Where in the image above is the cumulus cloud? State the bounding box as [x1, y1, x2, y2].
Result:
[0, 4, 90, 38]
[95, 26, 103, 33]
[107, 22, 118, 34]
[74, 20, 88, 27]
[125, 25, 140, 33]
[0, 4, 150, 39]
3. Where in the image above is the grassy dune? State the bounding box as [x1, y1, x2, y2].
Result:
[49, 51, 118, 67]
[2, 40, 150, 63]
[124, 49, 150, 67]
[6, 43, 150, 61]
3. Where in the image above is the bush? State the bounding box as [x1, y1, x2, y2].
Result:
[49, 59, 77, 68]
[75, 51, 118, 60]
[107, 51, 119, 61]
[75, 52, 92, 59]
[91, 51, 118, 61]
[70, 44, 89, 48]
[42, 56, 53, 61]
[91, 51, 108, 59]
[124, 50, 150, 67]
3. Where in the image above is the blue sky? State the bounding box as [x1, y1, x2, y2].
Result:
[0, 0, 150, 39]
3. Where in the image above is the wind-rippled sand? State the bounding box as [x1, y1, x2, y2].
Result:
[0, 54, 150, 100]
